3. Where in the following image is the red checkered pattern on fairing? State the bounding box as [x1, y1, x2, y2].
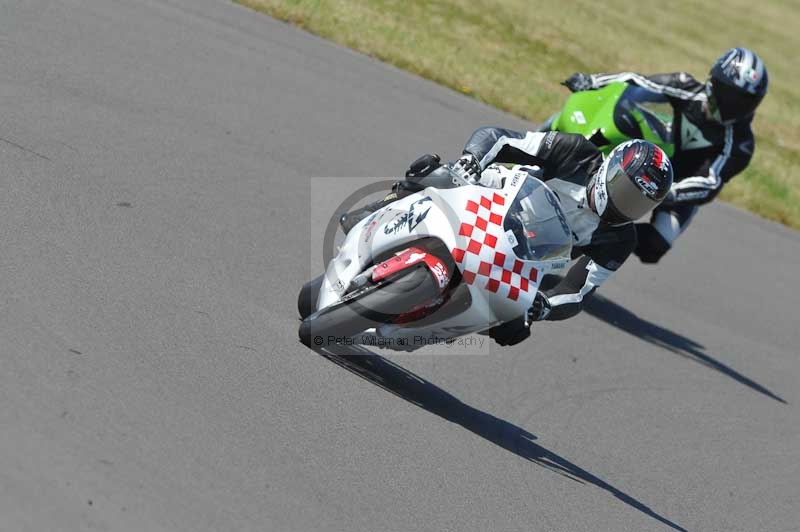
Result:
[451, 192, 538, 301]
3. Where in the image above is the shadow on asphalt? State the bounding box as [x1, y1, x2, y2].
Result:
[582, 294, 786, 404]
[316, 344, 688, 532]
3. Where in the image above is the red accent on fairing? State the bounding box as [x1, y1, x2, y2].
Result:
[371, 247, 451, 289]
[371, 249, 423, 283]
[451, 193, 539, 301]
[372, 247, 452, 325]
[519, 277, 529, 292]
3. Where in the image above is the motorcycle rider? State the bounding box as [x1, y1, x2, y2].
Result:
[446, 128, 673, 345]
[561, 47, 768, 263]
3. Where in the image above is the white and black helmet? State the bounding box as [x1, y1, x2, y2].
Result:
[707, 47, 768, 124]
[589, 139, 673, 224]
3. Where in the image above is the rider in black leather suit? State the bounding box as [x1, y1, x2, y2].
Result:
[562, 47, 768, 263]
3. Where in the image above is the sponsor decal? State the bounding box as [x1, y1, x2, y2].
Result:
[406, 251, 427, 264]
[408, 198, 433, 231]
[593, 170, 609, 215]
[544, 130, 557, 149]
[571, 110, 587, 125]
[383, 197, 433, 235]
[505, 229, 518, 247]
[384, 213, 408, 235]
[635, 174, 660, 197]
[429, 260, 448, 288]
[362, 212, 380, 242]
[681, 116, 713, 150]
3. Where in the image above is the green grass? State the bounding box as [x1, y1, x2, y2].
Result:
[238, 0, 800, 229]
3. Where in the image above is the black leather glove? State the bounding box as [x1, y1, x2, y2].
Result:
[450, 153, 482, 184]
[561, 72, 594, 93]
[528, 291, 552, 322]
[488, 316, 531, 347]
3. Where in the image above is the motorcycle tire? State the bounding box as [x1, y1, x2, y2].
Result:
[298, 265, 440, 348]
[297, 274, 325, 319]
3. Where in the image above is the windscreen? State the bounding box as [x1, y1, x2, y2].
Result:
[503, 177, 572, 262]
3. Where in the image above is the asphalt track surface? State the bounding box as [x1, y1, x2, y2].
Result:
[1, 1, 799, 531]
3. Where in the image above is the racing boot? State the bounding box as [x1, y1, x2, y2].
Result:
[634, 223, 671, 263]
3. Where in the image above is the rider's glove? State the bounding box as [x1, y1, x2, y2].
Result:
[451, 153, 482, 184]
[476, 168, 504, 189]
[528, 291, 552, 322]
[561, 72, 595, 93]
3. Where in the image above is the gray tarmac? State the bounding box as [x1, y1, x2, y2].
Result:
[1, 1, 799, 531]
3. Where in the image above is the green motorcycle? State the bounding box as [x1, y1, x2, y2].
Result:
[540, 82, 675, 157]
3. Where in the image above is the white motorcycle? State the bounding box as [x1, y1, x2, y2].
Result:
[298, 164, 573, 350]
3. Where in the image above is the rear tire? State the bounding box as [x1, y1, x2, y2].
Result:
[299, 265, 440, 348]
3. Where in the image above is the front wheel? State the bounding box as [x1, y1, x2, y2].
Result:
[297, 274, 324, 320]
[298, 265, 441, 348]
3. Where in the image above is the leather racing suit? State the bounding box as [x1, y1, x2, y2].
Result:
[581, 71, 755, 262]
[461, 126, 636, 321]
